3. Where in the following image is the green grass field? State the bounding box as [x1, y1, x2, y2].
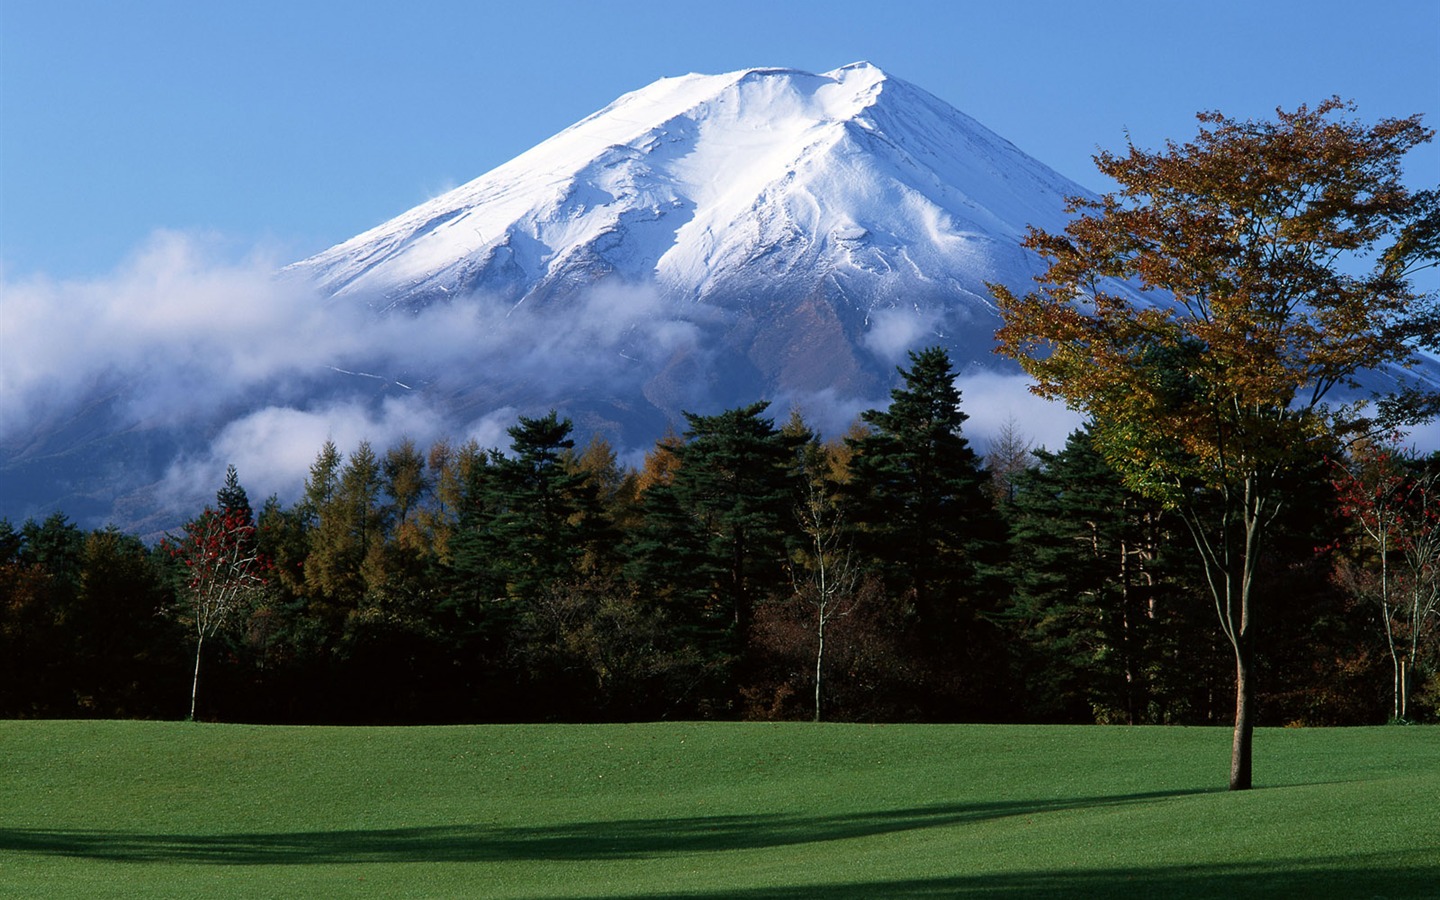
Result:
[1, 721, 1435, 898]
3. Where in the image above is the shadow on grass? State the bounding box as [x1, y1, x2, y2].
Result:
[0, 794, 1203, 864]
[613, 858, 1440, 899]
[0, 791, 1206, 866]
[3, 789, 1435, 897]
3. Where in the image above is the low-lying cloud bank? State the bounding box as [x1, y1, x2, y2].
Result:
[954, 370, 1085, 457]
[6, 230, 1431, 532]
[1, 232, 717, 526]
[2, 232, 712, 434]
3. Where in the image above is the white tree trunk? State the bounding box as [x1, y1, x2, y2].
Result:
[189, 633, 205, 722]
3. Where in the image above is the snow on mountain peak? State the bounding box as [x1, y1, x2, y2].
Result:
[289, 62, 1086, 323]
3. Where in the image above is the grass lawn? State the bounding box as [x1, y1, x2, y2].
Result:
[0, 720, 1435, 898]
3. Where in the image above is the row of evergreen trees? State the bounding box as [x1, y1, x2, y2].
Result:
[3, 348, 1435, 724]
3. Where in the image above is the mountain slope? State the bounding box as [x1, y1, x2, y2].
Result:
[287, 63, 1093, 412]
[24, 62, 1110, 531]
[295, 63, 1081, 312]
[7, 63, 1438, 534]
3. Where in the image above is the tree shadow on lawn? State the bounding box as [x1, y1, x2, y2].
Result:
[596, 856, 1440, 899]
[4, 789, 1204, 866]
[4, 789, 1434, 897]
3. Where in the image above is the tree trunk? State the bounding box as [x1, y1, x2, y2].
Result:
[1229, 636, 1253, 791]
[1393, 653, 1402, 721]
[189, 634, 205, 722]
[814, 615, 826, 723]
[1380, 541, 1401, 722]
[1400, 655, 1408, 721]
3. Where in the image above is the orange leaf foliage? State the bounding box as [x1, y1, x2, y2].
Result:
[992, 98, 1438, 505]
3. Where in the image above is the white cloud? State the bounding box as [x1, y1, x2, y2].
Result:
[0, 233, 711, 445]
[0, 232, 339, 434]
[860, 304, 948, 363]
[461, 407, 522, 453]
[769, 387, 879, 438]
[953, 370, 1086, 455]
[0, 231, 725, 524]
[153, 395, 452, 512]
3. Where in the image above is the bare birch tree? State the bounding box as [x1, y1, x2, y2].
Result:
[985, 414, 1035, 506]
[790, 453, 864, 722]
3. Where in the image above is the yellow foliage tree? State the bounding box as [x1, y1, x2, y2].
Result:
[992, 98, 1439, 790]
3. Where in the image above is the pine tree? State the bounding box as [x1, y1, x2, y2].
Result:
[845, 347, 1003, 631]
[215, 464, 252, 523]
[485, 411, 604, 603]
[670, 402, 808, 645]
[1007, 426, 1177, 723]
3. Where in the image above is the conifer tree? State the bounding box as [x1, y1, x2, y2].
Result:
[624, 456, 716, 648]
[304, 441, 385, 617]
[1007, 427, 1180, 723]
[485, 411, 604, 603]
[216, 464, 252, 522]
[566, 433, 642, 542]
[445, 444, 501, 591]
[382, 439, 430, 542]
[301, 440, 342, 527]
[670, 402, 808, 646]
[359, 439, 436, 624]
[422, 438, 483, 567]
[846, 347, 1003, 632]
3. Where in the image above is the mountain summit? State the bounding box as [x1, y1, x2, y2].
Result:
[295, 63, 1080, 308]
[289, 62, 1088, 409]
[5, 64, 1097, 532]
[10, 65, 1438, 534]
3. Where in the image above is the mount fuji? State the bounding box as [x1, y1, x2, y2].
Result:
[285, 61, 1086, 420]
[5, 63, 1108, 532]
[8, 62, 1436, 533]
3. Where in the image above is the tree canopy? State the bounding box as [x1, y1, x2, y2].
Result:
[992, 98, 1438, 789]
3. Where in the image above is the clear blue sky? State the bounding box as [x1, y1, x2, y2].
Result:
[3, 0, 1438, 280]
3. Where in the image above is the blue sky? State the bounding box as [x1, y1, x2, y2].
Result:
[4, 0, 1437, 280]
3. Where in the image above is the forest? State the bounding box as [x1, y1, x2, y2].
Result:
[3, 347, 1437, 727]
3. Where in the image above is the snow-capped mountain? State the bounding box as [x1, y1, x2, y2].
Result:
[288, 62, 1086, 407]
[8, 63, 1437, 534]
[296, 62, 1076, 308]
[2, 63, 1109, 533]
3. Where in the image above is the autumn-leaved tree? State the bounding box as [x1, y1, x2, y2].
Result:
[1333, 445, 1440, 721]
[992, 99, 1439, 789]
[166, 467, 268, 720]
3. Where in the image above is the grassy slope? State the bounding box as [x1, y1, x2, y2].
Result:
[0, 721, 1436, 898]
